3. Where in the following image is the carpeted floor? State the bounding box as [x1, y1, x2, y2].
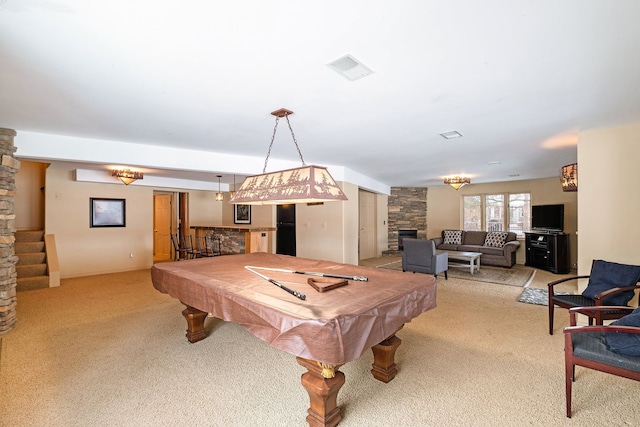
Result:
[5, 262, 638, 426]
[376, 258, 535, 287]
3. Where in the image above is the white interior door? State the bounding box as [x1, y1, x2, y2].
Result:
[359, 189, 376, 260]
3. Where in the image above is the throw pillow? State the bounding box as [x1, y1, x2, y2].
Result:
[581, 260, 640, 306]
[605, 307, 640, 356]
[484, 232, 509, 248]
[443, 230, 462, 245]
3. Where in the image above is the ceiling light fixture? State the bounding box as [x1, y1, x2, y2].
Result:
[112, 169, 143, 185]
[229, 108, 348, 205]
[444, 176, 470, 190]
[560, 163, 578, 192]
[215, 175, 224, 201]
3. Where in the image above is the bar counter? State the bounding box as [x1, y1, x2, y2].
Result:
[191, 225, 276, 254]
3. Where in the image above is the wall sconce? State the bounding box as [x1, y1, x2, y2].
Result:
[229, 108, 348, 205]
[112, 169, 143, 185]
[560, 163, 577, 192]
[215, 175, 224, 201]
[444, 176, 470, 190]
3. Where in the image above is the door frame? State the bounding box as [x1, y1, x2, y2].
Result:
[153, 191, 184, 261]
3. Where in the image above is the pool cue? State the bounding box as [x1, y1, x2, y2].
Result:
[245, 265, 368, 282]
[244, 266, 306, 301]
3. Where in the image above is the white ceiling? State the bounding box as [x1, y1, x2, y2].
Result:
[2, 0, 640, 188]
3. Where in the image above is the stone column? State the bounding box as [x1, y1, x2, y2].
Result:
[0, 128, 19, 335]
[387, 187, 427, 251]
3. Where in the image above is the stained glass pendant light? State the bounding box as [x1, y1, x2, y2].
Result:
[229, 109, 348, 205]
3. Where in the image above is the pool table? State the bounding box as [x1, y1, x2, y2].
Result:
[151, 253, 436, 427]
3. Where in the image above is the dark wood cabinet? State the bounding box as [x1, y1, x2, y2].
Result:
[525, 232, 570, 274]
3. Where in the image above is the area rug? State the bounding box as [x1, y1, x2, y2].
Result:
[517, 287, 572, 306]
[377, 260, 535, 287]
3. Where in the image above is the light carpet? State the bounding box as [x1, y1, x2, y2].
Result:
[3, 267, 637, 426]
[379, 260, 535, 287]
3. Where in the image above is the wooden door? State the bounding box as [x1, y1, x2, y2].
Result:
[359, 189, 377, 260]
[153, 193, 172, 261]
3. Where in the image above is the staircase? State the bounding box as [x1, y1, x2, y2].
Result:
[15, 230, 50, 291]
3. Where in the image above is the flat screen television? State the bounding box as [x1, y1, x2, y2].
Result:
[531, 204, 564, 232]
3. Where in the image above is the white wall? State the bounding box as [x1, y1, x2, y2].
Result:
[296, 181, 360, 265]
[42, 165, 222, 278]
[189, 190, 223, 226]
[577, 123, 640, 278]
[45, 168, 154, 277]
[30, 163, 364, 277]
[15, 130, 391, 274]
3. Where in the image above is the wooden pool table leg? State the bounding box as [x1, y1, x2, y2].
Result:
[371, 334, 402, 383]
[297, 357, 345, 427]
[181, 304, 208, 343]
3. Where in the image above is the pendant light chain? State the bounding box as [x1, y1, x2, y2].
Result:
[284, 113, 306, 166]
[229, 108, 348, 205]
[262, 117, 279, 173]
[262, 113, 306, 174]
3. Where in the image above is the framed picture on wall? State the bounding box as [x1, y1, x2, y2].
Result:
[234, 204, 251, 224]
[90, 198, 126, 227]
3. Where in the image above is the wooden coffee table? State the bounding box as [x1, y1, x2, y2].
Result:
[436, 250, 482, 274]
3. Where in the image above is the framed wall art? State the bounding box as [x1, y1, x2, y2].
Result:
[234, 204, 251, 224]
[90, 198, 126, 227]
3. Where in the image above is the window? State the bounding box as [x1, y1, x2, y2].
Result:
[508, 193, 531, 236]
[485, 194, 504, 231]
[463, 195, 481, 231]
[463, 193, 531, 237]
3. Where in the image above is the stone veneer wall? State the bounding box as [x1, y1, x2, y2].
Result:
[214, 230, 245, 254]
[387, 187, 427, 251]
[0, 128, 19, 335]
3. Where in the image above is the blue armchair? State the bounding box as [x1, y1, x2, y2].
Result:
[401, 238, 448, 279]
[548, 259, 640, 335]
[564, 306, 640, 418]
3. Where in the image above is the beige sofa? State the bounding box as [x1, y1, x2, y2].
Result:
[432, 230, 520, 268]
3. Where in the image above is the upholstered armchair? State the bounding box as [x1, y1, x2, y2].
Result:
[548, 259, 640, 335]
[563, 306, 640, 418]
[402, 238, 448, 279]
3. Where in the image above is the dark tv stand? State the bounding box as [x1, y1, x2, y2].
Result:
[524, 231, 570, 274]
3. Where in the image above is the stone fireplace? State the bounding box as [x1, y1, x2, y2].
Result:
[386, 187, 427, 253]
[397, 229, 418, 250]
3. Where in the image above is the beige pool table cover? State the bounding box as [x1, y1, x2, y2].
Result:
[151, 253, 437, 365]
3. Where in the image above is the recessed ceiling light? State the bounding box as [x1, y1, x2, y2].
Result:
[327, 54, 374, 81]
[439, 130, 463, 139]
[488, 161, 501, 166]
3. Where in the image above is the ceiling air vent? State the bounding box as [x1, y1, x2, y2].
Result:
[327, 54, 374, 81]
[439, 130, 463, 139]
